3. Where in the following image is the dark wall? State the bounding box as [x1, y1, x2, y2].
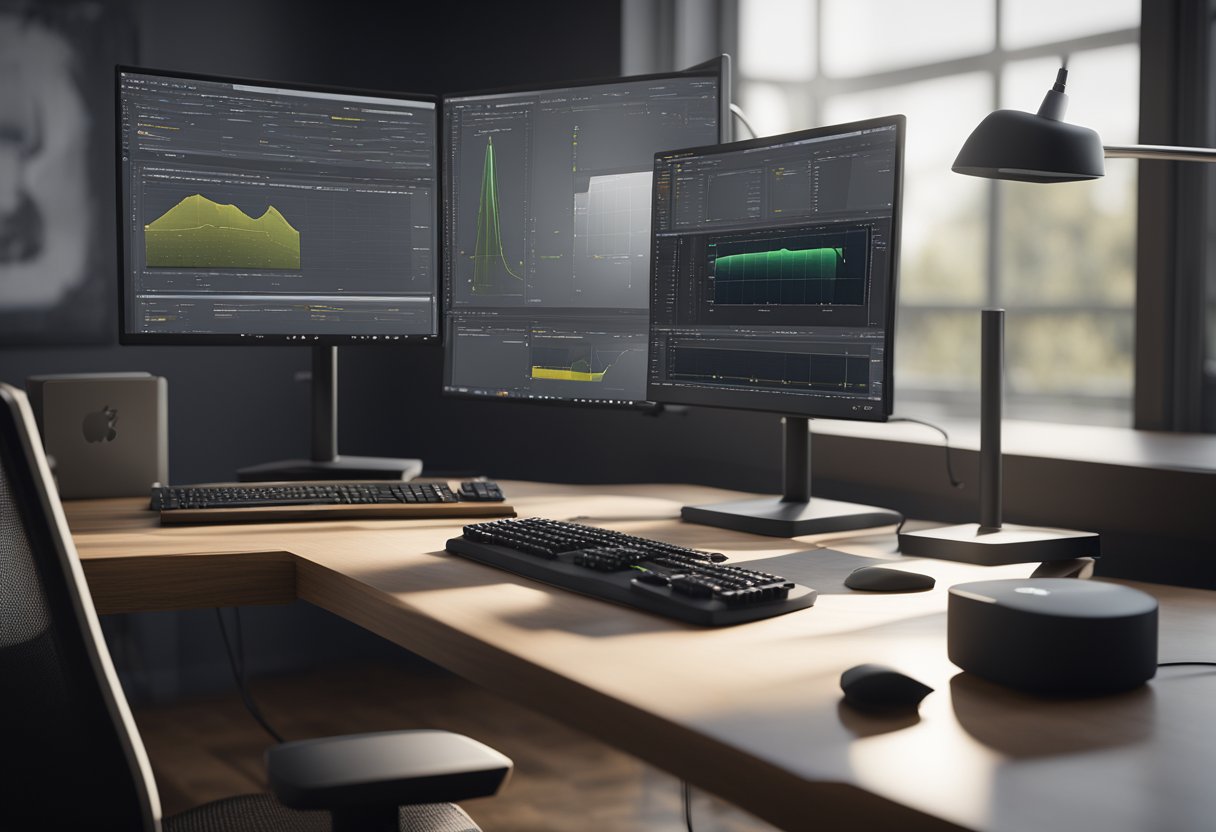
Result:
[0, 0, 788, 493]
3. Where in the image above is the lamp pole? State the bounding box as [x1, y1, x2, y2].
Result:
[1103, 145, 1216, 163]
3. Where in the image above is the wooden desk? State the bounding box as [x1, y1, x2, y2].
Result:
[67, 481, 1216, 832]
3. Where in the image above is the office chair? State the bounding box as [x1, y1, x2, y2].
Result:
[0, 383, 512, 832]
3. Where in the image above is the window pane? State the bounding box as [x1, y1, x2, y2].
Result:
[825, 73, 992, 305]
[1002, 0, 1139, 50]
[1000, 48, 1139, 305]
[1207, 8, 1216, 431]
[1001, 46, 1140, 144]
[1005, 311, 1134, 425]
[821, 0, 994, 77]
[736, 81, 796, 137]
[998, 168, 1136, 307]
[739, 0, 816, 81]
[1209, 163, 1216, 416]
[729, 0, 1140, 428]
[997, 46, 1137, 417]
[895, 309, 981, 395]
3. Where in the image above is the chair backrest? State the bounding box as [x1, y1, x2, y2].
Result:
[0, 383, 161, 830]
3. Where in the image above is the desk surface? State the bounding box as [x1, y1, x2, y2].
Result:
[67, 481, 1216, 832]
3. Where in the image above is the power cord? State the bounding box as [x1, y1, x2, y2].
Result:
[1158, 662, 1216, 668]
[215, 607, 285, 744]
[729, 103, 758, 139]
[889, 417, 965, 490]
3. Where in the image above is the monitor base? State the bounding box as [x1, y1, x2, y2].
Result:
[898, 523, 1098, 565]
[682, 497, 902, 538]
[237, 455, 423, 482]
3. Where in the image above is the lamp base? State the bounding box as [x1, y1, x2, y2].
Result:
[898, 523, 1099, 565]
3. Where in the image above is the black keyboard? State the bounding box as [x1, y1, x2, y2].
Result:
[150, 482, 513, 525]
[152, 482, 459, 510]
[445, 518, 817, 626]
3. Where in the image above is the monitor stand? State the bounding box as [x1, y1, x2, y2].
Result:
[237, 346, 422, 482]
[681, 416, 902, 537]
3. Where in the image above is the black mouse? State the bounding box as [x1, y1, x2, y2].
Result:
[844, 565, 935, 592]
[840, 664, 934, 711]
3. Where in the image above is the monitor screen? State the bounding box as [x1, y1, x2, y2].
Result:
[647, 116, 904, 421]
[117, 68, 439, 344]
[441, 62, 727, 405]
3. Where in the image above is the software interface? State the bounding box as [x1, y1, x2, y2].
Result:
[648, 119, 902, 420]
[118, 71, 438, 341]
[442, 74, 720, 404]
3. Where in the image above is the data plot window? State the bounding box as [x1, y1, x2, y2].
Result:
[442, 67, 723, 404]
[118, 70, 438, 341]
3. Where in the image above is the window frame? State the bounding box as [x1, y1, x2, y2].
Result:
[1136, 0, 1212, 432]
[623, 0, 1213, 433]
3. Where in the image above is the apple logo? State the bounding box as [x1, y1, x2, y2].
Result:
[82, 405, 118, 443]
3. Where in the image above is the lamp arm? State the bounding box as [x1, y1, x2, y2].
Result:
[1103, 144, 1216, 163]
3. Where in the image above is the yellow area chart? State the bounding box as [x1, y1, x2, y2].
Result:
[530, 366, 608, 382]
[145, 194, 301, 270]
[530, 349, 625, 383]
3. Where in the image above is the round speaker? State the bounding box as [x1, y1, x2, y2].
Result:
[947, 579, 1158, 696]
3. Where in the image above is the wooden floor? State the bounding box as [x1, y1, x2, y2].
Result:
[134, 662, 782, 831]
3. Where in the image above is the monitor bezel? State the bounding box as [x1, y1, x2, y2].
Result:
[438, 57, 731, 411]
[115, 65, 442, 346]
[645, 114, 905, 422]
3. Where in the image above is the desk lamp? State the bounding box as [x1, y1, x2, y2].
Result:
[899, 67, 1215, 564]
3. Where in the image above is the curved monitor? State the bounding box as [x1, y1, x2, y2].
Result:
[441, 59, 729, 406]
[647, 116, 904, 421]
[117, 68, 439, 345]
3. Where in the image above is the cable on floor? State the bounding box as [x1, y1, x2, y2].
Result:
[215, 607, 285, 744]
[682, 779, 695, 832]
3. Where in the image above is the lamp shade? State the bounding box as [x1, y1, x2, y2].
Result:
[952, 108, 1105, 183]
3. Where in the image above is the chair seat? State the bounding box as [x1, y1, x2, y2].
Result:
[163, 794, 481, 832]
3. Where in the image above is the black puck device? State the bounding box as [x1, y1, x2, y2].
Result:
[948, 579, 1158, 695]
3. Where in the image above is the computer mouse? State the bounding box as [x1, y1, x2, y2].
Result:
[844, 565, 935, 592]
[840, 664, 934, 711]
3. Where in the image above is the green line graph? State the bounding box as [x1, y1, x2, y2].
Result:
[472, 135, 523, 293]
[713, 244, 863, 305]
[145, 194, 301, 270]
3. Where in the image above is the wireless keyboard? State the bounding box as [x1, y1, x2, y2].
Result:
[445, 518, 817, 626]
[151, 482, 514, 525]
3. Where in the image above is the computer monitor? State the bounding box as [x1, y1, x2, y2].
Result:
[116, 67, 439, 480]
[441, 59, 729, 406]
[648, 116, 906, 536]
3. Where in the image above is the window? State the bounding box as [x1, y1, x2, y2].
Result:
[1206, 0, 1216, 431]
[734, 0, 1141, 425]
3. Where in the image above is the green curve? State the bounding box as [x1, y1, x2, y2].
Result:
[472, 135, 522, 292]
